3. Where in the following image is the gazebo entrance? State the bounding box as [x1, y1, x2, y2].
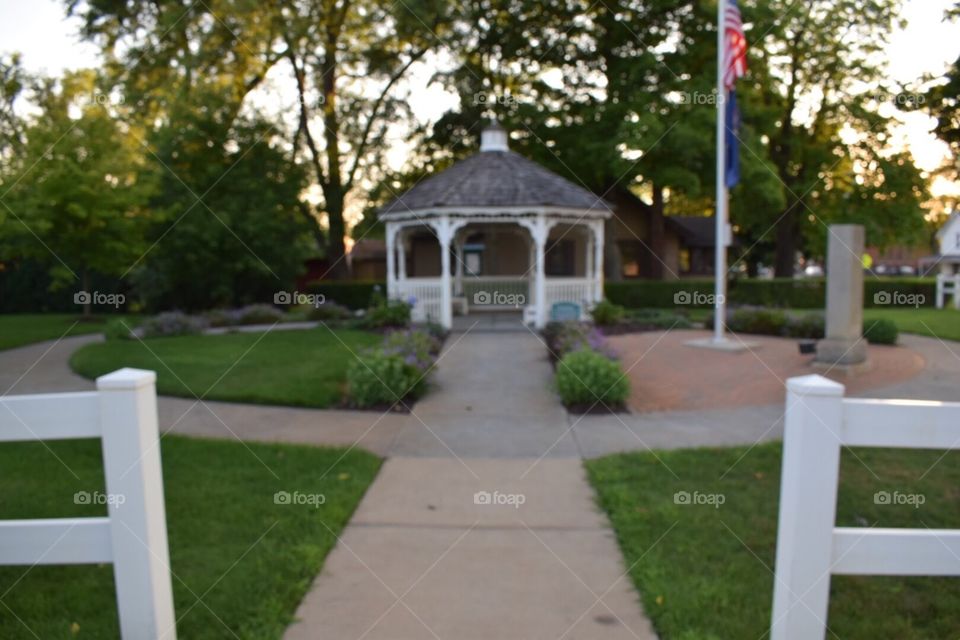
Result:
[379, 121, 611, 329]
[386, 216, 604, 329]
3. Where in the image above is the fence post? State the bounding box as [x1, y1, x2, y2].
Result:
[771, 374, 845, 640]
[97, 368, 177, 639]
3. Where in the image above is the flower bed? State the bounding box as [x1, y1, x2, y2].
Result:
[344, 326, 446, 410]
[543, 321, 629, 413]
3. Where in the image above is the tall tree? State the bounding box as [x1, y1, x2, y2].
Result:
[67, 0, 449, 276]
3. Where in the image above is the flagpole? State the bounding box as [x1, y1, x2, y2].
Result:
[713, 0, 728, 343]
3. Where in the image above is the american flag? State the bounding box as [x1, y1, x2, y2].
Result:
[723, 0, 747, 90]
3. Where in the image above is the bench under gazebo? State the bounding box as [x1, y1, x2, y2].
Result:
[379, 121, 612, 329]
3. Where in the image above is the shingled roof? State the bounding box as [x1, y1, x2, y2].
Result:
[379, 124, 611, 216]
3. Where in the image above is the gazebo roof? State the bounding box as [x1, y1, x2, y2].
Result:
[379, 123, 612, 218]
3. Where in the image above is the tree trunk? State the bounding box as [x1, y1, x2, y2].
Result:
[321, 35, 349, 280]
[773, 207, 798, 277]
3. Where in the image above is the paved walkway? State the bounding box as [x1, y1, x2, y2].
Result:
[284, 332, 657, 638]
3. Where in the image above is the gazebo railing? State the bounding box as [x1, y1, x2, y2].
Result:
[459, 277, 530, 306]
[394, 278, 444, 323]
[543, 277, 596, 311]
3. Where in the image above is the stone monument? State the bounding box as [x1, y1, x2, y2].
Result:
[815, 224, 868, 369]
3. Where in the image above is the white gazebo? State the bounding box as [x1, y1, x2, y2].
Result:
[379, 122, 612, 329]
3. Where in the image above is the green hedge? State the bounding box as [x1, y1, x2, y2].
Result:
[606, 277, 937, 310]
[304, 281, 385, 310]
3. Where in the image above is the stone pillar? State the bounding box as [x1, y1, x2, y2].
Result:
[815, 224, 867, 367]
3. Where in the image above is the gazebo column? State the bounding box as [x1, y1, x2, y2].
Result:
[454, 234, 464, 297]
[592, 220, 604, 303]
[397, 230, 407, 281]
[434, 216, 454, 329]
[386, 221, 397, 299]
[533, 218, 549, 328]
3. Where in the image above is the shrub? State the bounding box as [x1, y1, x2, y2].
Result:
[305, 281, 385, 310]
[382, 328, 443, 370]
[204, 308, 242, 327]
[544, 322, 616, 361]
[141, 311, 208, 338]
[727, 307, 787, 335]
[236, 304, 285, 325]
[554, 349, 629, 408]
[783, 312, 825, 339]
[621, 308, 694, 330]
[591, 299, 626, 326]
[307, 302, 351, 322]
[606, 277, 937, 310]
[365, 299, 411, 329]
[104, 318, 135, 341]
[863, 318, 899, 345]
[346, 351, 423, 408]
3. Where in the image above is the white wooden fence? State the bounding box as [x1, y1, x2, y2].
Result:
[0, 368, 176, 639]
[771, 374, 960, 639]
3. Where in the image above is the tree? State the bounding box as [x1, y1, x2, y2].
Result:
[67, 0, 450, 277]
[917, 4, 960, 212]
[3, 70, 154, 315]
[743, 0, 928, 275]
[133, 115, 312, 311]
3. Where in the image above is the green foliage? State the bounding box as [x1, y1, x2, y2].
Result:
[2, 70, 154, 300]
[140, 311, 208, 338]
[554, 349, 629, 408]
[591, 299, 625, 326]
[133, 117, 311, 311]
[346, 351, 423, 408]
[622, 308, 694, 330]
[783, 313, 826, 340]
[607, 278, 938, 310]
[307, 302, 352, 322]
[863, 318, 899, 345]
[364, 299, 411, 330]
[235, 304, 285, 325]
[305, 281, 385, 310]
[727, 308, 787, 336]
[103, 318, 135, 341]
[543, 322, 616, 361]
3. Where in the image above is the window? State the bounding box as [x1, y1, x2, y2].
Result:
[619, 241, 642, 278]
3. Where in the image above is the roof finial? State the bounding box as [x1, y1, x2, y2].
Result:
[480, 119, 509, 152]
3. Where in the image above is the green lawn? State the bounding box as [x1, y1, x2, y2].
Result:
[864, 307, 960, 342]
[586, 444, 960, 639]
[70, 328, 381, 408]
[0, 435, 380, 638]
[0, 314, 123, 351]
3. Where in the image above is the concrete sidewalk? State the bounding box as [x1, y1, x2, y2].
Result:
[284, 457, 658, 640]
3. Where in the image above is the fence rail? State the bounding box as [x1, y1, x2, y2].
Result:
[0, 368, 176, 639]
[771, 374, 960, 639]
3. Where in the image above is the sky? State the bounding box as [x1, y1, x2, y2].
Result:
[1, 0, 957, 199]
